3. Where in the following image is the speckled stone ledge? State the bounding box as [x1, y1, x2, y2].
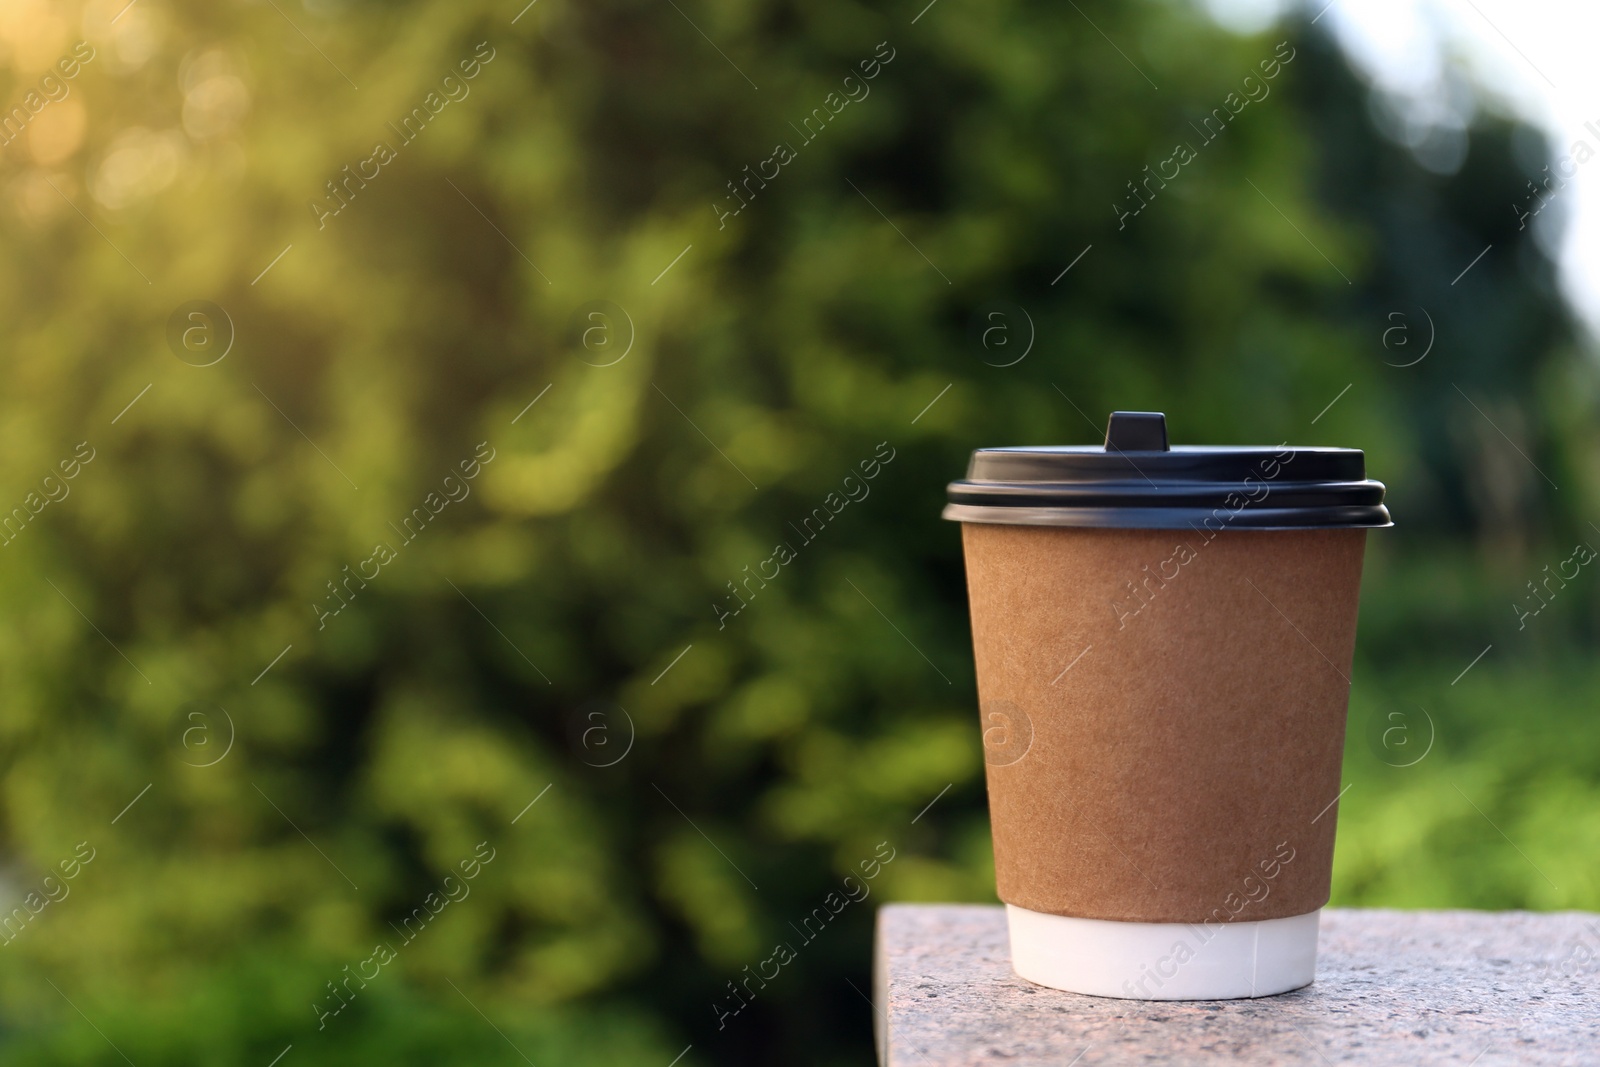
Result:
[874, 905, 1600, 1066]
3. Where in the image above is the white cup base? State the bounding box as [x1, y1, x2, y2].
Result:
[1005, 903, 1320, 1000]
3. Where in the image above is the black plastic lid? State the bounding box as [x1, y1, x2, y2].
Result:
[942, 411, 1392, 530]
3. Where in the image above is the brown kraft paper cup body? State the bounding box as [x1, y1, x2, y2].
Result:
[963, 522, 1368, 924]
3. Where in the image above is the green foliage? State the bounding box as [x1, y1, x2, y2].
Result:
[1340, 655, 1600, 911]
[0, 0, 1590, 1063]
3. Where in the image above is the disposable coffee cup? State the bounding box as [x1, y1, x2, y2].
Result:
[943, 411, 1390, 1000]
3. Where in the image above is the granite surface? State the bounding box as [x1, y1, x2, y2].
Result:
[874, 905, 1600, 1066]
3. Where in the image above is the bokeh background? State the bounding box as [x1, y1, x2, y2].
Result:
[0, 0, 1594, 1063]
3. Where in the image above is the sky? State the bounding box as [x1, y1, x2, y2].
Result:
[1202, 0, 1600, 341]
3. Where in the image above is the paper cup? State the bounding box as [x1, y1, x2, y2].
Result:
[944, 411, 1390, 999]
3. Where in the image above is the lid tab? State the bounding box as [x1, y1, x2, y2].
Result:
[1104, 411, 1169, 453]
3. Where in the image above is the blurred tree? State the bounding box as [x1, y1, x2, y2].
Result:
[0, 0, 1587, 1064]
